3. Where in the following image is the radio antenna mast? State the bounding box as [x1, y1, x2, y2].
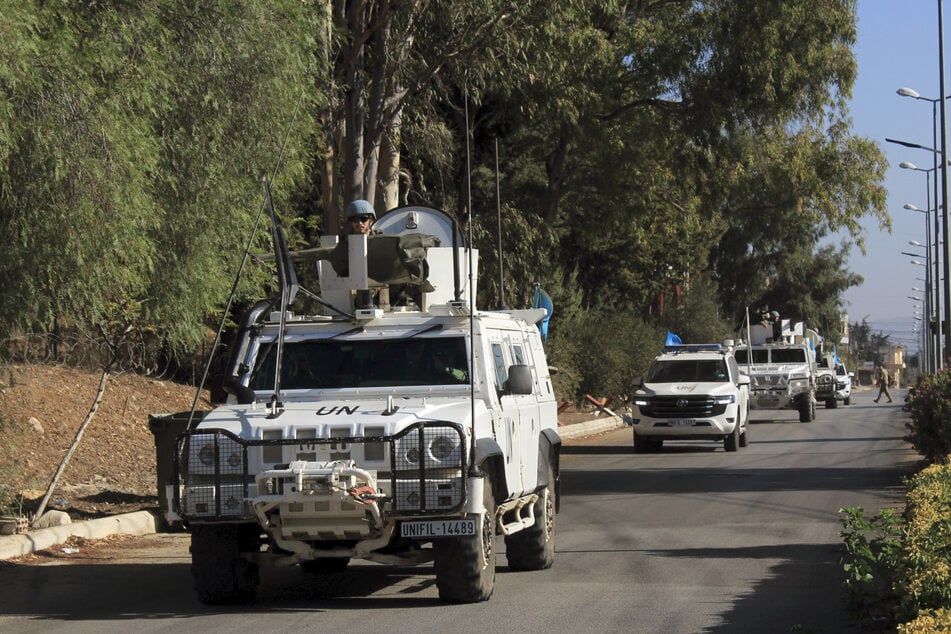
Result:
[495, 138, 508, 310]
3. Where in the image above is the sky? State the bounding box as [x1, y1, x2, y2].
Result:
[843, 2, 946, 350]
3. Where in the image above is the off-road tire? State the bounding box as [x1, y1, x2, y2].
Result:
[724, 420, 740, 452]
[505, 461, 556, 570]
[844, 396, 851, 405]
[300, 558, 350, 575]
[825, 398, 837, 409]
[798, 394, 815, 423]
[739, 414, 750, 448]
[190, 523, 260, 604]
[434, 470, 497, 603]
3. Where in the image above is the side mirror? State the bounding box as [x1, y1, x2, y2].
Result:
[504, 365, 533, 395]
[737, 375, 751, 387]
[632, 376, 643, 388]
[848, 372, 855, 378]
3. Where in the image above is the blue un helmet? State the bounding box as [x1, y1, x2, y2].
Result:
[346, 199, 376, 220]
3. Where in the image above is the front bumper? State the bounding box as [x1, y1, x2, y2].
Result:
[632, 410, 739, 438]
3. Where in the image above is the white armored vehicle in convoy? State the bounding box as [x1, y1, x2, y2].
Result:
[735, 319, 819, 422]
[815, 354, 853, 409]
[152, 203, 560, 604]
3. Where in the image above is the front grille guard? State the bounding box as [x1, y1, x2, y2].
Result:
[172, 422, 468, 522]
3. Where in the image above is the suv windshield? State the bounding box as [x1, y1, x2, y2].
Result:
[647, 359, 729, 383]
[249, 337, 470, 389]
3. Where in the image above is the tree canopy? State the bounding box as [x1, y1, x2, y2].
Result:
[0, 0, 888, 399]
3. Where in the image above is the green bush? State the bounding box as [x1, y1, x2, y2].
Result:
[839, 505, 904, 625]
[897, 608, 951, 633]
[840, 462, 951, 631]
[897, 462, 951, 624]
[905, 371, 951, 462]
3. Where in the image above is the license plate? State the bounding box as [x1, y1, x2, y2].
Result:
[670, 419, 697, 427]
[400, 519, 477, 538]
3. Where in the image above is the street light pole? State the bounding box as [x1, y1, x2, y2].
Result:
[904, 197, 937, 372]
[940, 0, 951, 368]
[896, 85, 946, 370]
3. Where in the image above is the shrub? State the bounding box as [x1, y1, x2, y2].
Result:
[897, 462, 951, 624]
[905, 372, 951, 462]
[839, 505, 904, 626]
[897, 608, 951, 633]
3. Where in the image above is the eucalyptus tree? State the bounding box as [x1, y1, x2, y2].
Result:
[314, 0, 563, 235]
[0, 1, 315, 358]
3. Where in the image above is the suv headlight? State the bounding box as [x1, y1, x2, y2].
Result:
[714, 394, 736, 405]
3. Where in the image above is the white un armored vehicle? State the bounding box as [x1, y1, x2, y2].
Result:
[151, 204, 560, 604]
[735, 318, 818, 422]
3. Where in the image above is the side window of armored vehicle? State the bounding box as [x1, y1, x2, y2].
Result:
[491, 342, 508, 391]
[512, 344, 525, 365]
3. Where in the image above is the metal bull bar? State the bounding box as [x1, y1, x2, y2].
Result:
[172, 421, 468, 522]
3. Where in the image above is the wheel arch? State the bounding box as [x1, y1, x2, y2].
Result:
[539, 429, 562, 513]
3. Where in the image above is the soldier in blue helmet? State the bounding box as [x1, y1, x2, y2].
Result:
[346, 199, 376, 235]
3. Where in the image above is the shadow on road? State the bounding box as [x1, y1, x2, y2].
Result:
[560, 464, 914, 496]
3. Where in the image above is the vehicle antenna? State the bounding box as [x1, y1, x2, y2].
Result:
[185, 91, 306, 430]
[264, 176, 299, 417]
[496, 137, 508, 310]
[465, 90, 479, 477]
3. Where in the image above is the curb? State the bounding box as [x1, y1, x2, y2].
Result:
[0, 419, 625, 561]
[0, 510, 160, 561]
[558, 414, 627, 440]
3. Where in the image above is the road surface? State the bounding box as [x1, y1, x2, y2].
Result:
[0, 388, 919, 633]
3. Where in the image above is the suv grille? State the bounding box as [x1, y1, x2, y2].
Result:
[641, 395, 726, 418]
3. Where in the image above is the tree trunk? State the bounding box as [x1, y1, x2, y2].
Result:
[33, 366, 112, 523]
[378, 105, 403, 213]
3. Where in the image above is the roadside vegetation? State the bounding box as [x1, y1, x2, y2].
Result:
[840, 373, 951, 631]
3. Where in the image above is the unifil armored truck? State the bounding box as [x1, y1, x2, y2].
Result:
[151, 204, 560, 604]
[735, 319, 819, 422]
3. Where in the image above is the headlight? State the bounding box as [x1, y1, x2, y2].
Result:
[188, 433, 243, 475]
[714, 394, 736, 405]
[430, 435, 457, 462]
[634, 397, 650, 407]
[198, 443, 216, 467]
[399, 433, 460, 465]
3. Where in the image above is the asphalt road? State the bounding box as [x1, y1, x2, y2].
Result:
[0, 388, 920, 633]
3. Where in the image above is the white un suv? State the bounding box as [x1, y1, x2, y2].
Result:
[632, 342, 751, 453]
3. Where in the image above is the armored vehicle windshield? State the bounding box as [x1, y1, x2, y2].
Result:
[248, 336, 470, 389]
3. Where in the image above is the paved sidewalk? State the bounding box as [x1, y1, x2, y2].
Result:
[0, 416, 625, 560]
